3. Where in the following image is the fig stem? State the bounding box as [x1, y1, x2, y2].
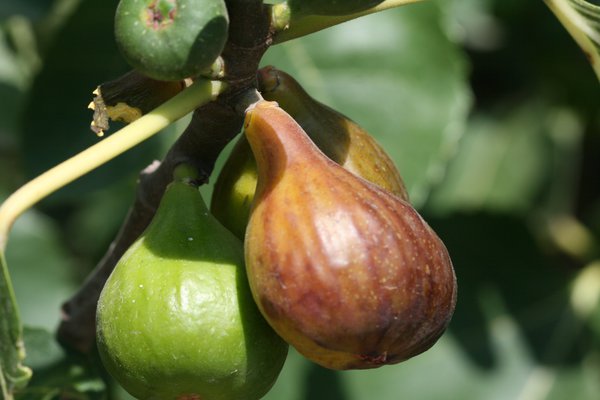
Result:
[544, 0, 600, 81]
[0, 78, 226, 252]
[270, 0, 425, 44]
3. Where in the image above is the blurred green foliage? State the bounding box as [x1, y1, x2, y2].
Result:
[0, 0, 598, 399]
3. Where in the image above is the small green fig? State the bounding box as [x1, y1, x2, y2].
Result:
[243, 101, 456, 370]
[96, 172, 288, 399]
[211, 66, 407, 239]
[114, 0, 229, 81]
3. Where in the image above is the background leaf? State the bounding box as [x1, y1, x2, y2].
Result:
[6, 209, 80, 331]
[0, 0, 599, 398]
[15, 327, 106, 400]
[425, 101, 583, 215]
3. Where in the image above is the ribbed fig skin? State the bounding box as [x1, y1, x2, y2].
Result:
[244, 101, 456, 370]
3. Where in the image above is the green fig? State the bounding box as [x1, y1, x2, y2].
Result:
[211, 66, 408, 239]
[243, 101, 456, 370]
[287, 0, 385, 16]
[210, 137, 259, 239]
[96, 173, 288, 399]
[114, 0, 229, 81]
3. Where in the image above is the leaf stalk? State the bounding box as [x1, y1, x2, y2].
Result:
[0, 79, 226, 252]
[271, 0, 425, 44]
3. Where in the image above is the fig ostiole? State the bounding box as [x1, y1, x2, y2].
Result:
[243, 101, 457, 370]
[114, 0, 229, 81]
[96, 171, 288, 399]
[211, 66, 407, 239]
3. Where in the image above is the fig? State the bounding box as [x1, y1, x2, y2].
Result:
[211, 67, 408, 239]
[114, 0, 229, 81]
[96, 171, 288, 399]
[287, 0, 384, 16]
[211, 137, 259, 239]
[259, 67, 408, 200]
[243, 101, 456, 370]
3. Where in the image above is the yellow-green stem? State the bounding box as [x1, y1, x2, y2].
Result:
[0, 78, 226, 252]
[272, 0, 425, 44]
[545, 0, 600, 80]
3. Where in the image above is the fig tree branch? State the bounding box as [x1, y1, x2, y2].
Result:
[89, 70, 187, 136]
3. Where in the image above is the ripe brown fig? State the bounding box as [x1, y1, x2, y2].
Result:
[211, 66, 408, 239]
[243, 101, 456, 370]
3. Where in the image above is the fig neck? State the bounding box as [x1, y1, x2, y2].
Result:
[244, 102, 326, 190]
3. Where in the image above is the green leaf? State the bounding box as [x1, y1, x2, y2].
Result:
[21, 328, 63, 372]
[0, 0, 54, 21]
[14, 327, 106, 400]
[5, 209, 79, 332]
[261, 1, 472, 207]
[425, 102, 585, 216]
[0, 24, 28, 142]
[545, 0, 600, 80]
[0, 252, 32, 399]
[0, 28, 26, 88]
